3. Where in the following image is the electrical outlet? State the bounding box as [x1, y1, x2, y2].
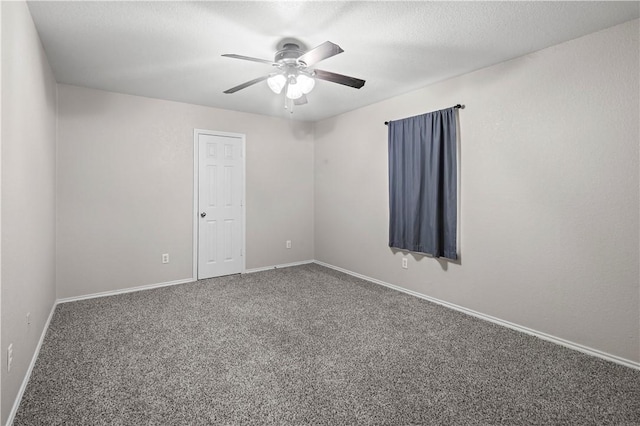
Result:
[402, 257, 408, 269]
[286, 240, 292, 249]
[7, 344, 13, 372]
[26, 312, 31, 327]
[162, 253, 169, 264]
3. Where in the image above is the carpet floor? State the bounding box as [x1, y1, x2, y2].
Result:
[14, 264, 640, 425]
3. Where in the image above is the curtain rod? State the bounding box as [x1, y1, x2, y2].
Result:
[384, 104, 462, 125]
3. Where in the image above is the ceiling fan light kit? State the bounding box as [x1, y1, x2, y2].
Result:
[266, 71, 315, 100]
[223, 41, 365, 113]
[267, 73, 286, 94]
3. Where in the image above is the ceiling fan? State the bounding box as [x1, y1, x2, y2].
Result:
[222, 40, 365, 111]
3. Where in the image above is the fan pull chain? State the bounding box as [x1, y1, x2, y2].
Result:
[284, 95, 294, 114]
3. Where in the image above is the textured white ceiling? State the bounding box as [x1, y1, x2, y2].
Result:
[27, 1, 639, 121]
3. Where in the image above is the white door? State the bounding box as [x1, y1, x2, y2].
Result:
[197, 133, 244, 279]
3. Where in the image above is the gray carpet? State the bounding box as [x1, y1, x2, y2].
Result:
[14, 264, 640, 425]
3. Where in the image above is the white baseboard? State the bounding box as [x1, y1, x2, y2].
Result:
[314, 260, 640, 371]
[244, 260, 314, 274]
[57, 277, 195, 304]
[6, 302, 57, 426]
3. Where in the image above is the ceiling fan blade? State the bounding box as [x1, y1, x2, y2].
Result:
[294, 94, 308, 106]
[312, 69, 366, 89]
[297, 41, 344, 67]
[223, 75, 269, 94]
[222, 54, 277, 66]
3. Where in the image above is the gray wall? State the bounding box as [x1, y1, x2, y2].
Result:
[1, 2, 58, 423]
[57, 85, 314, 299]
[314, 20, 640, 363]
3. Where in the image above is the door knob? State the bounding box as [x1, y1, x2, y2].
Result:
[200, 212, 206, 217]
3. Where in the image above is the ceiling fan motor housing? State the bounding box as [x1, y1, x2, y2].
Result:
[275, 43, 305, 66]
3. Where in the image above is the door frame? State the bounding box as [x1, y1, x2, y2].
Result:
[192, 129, 246, 280]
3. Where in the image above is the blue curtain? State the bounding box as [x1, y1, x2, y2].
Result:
[388, 107, 457, 259]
